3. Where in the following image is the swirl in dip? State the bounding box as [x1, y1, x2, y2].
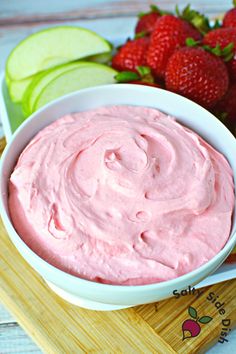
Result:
[9, 105, 234, 285]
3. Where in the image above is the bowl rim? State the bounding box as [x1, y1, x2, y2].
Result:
[1, 83, 236, 292]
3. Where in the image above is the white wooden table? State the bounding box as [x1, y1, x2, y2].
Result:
[0, 1, 235, 353]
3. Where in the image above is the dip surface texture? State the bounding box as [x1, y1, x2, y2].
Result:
[8, 106, 234, 285]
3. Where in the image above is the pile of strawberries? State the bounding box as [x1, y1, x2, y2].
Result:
[111, 4, 236, 136]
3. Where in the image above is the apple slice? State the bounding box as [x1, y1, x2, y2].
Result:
[86, 52, 112, 64]
[6, 26, 112, 81]
[7, 75, 34, 103]
[22, 62, 90, 116]
[9, 53, 112, 105]
[5, 73, 10, 86]
[33, 63, 117, 112]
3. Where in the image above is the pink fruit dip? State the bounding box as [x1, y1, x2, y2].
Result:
[8, 105, 234, 285]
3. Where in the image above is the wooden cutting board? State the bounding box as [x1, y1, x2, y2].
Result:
[0, 137, 235, 353]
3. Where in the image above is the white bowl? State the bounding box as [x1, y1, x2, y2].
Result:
[0, 84, 236, 311]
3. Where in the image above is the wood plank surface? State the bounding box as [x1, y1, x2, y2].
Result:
[0, 0, 232, 24]
[0, 303, 40, 354]
[0, 324, 41, 354]
[0, 303, 14, 324]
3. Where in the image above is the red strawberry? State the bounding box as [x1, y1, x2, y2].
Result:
[223, 8, 236, 28]
[203, 28, 236, 80]
[146, 15, 202, 79]
[135, 12, 161, 36]
[135, 5, 161, 36]
[225, 252, 236, 263]
[225, 246, 236, 263]
[112, 37, 149, 72]
[165, 47, 229, 109]
[214, 83, 236, 133]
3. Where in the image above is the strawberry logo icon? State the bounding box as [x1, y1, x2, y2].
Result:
[182, 306, 212, 340]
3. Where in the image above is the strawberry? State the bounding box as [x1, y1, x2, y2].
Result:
[112, 37, 149, 72]
[225, 246, 236, 263]
[203, 28, 236, 80]
[146, 15, 202, 79]
[223, 6, 236, 28]
[165, 47, 229, 109]
[225, 252, 236, 263]
[214, 83, 236, 134]
[135, 5, 162, 36]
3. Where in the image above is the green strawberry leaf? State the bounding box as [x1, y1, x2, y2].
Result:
[234, 0, 236, 8]
[203, 42, 234, 62]
[150, 4, 171, 16]
[115, 71, 140, 82]
[212, 19, 221, 29]
[138, 5, 159, 18]
[222, 43, 235, 61]
[138, 4, 171, 18]
[203, 44, 212, 52]
[136, 66, 154, 83]
[150, 5, 161, 13]
[138, 11, 146, 18]
[188, 306, 197, 319]
[191, 14, 211, 35]
[177, 4, 211, 34]
[224, 52, 234, 62]
[186, 37, 200, 47]
[182, 4, 192, 19]
[222, 42, 234, 54]
[199, 316, 213, 324]
[211, 44, 223, 56]
[175, 5, 181, 17]
[135, 31, 148, 39]
[137, 66, 151, 76]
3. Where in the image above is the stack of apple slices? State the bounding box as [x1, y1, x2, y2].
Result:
[6, 26, 117, 116]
